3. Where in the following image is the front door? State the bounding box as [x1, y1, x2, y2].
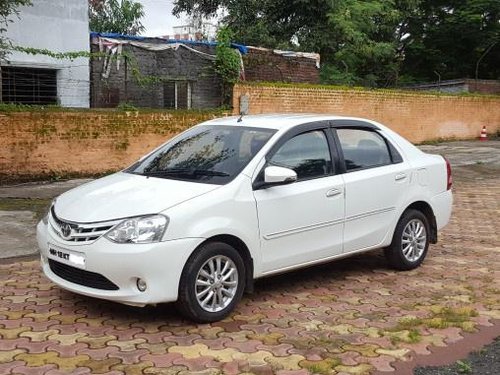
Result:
[253, 129, 345, 273]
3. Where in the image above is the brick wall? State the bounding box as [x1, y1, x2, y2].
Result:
[2, 84, 499, 180]
[90, 44, 223, 109]
[466, 79, 500, 95]
[0, 110, 226, 181]
[233, 83, 500, 143]
[90, 43, 321, 110]
[243, 48, 320, 84]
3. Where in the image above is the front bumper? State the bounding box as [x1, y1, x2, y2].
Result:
[37, 221, 204, 306]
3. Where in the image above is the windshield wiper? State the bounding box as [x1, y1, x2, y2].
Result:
[142, 168, 230, 178]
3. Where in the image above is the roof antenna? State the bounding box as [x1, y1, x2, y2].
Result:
[237, 94, 249, 123]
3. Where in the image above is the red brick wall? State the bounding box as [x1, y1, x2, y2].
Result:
[2, 85, 499, 180]
[0, 110, 227, 181]
[243, 48, 320, 84]
[233, 83, 500, 143]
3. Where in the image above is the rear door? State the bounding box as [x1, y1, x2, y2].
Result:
[334, 125, 410, 252]
[253, 124, 345, 273]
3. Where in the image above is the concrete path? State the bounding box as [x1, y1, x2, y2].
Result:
[419, 140, 500, 167]
[0, 179, 93, 200]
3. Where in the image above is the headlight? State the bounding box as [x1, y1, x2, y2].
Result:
[105, 215, 168, 244]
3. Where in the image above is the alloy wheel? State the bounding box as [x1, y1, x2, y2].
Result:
[195, 255, 239, 312]
[401, 218, 427, 262]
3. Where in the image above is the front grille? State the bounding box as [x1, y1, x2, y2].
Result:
[49, 259, 119, 291]
[49, 207, 118, 243]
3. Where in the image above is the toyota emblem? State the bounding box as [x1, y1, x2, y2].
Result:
[61, 223, 72, 239]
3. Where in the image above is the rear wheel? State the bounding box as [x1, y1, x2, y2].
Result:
[176, 241, 245, 323]
[385, 209, 430, 270]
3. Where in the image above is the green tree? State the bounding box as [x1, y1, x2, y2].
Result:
[89, 0, 145, 35]
[173, 0, 411, 87]
[0, 0, 31, 60]
[401, 0, 500, 82]
[173, 0, 500, 86]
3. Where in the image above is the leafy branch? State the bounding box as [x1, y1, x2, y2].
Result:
[214, 26, 241, 85]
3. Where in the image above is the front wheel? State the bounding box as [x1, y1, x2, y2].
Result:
[384, 209, 430, 271]
[176, 242, 245, 323]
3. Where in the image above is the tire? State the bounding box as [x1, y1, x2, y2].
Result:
[384, 209, 430, 271]
[176, 241, 246, 323]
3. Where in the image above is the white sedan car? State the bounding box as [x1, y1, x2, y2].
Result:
[37, 114, 453, 322]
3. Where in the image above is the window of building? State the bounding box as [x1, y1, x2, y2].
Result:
[164, 81, 192, 109]
[1, 67, 57, 105]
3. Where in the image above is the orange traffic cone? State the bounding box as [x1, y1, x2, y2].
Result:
[479, 126, 488, 141]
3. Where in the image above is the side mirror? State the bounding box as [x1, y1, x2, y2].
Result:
[264, 166, 297, 186]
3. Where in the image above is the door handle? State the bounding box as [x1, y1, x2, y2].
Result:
[326, 188, 342, 198]
[395, 173, 407, 181]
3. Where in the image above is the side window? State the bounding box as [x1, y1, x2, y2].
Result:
[337, 129, 392, 171]
[269, 130, 332, 180]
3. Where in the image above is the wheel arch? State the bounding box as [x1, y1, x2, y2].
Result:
[404, 201, 438, 243]
[196, 234, 255, 293]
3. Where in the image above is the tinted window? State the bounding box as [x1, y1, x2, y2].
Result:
[337, 129, 392, 171]
[269, 130, 332, 180]
[127, 125, 276, 184]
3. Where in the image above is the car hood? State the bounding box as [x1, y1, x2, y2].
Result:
[54, 172, 221, 223]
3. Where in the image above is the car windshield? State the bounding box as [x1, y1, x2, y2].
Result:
[126, 125, 276, 184]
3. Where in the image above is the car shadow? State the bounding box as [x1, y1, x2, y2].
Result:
[53, 249, 393, 327]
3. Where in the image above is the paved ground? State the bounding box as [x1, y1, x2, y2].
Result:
[0, 140, 498, 374]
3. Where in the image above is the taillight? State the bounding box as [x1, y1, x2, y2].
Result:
[444, 157, 452, 190]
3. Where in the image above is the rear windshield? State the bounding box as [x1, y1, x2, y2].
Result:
[126, 125, 276, 184]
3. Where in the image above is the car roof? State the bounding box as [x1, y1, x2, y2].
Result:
[200, 114, 378, 131]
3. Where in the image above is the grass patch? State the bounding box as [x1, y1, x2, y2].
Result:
[386, 325, 422, 345]
[300, 358, 341, 375]
[425, 307, 478, 331]
[389, 307, 478, 338]
[0, 102, 230, 115]
[0, 198, 51, 220]
[395, 317, 423, 330]
[389, 329, 421, 344]
[456, 360, 472, 374]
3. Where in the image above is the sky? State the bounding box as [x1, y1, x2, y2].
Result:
[138, 0, 185, 37]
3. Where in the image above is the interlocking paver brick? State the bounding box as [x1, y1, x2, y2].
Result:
[79, 358, 122, 374]
[45, 368, 91, 375]
[106, 338, 146, 352]
[19, 329, 59, 342]
[16, 340, 57, 353]
[108, 348, 150, 364]
[76, 335, 118, 348]
[0, 327, 32, 339]
[0, 361, 26, 374]
[110, 361, 154, 375]
[11, 364, 58, 375]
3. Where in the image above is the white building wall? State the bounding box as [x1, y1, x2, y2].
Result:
[4, 0, 90, 108]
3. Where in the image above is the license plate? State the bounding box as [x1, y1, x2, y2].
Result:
[48, 245, 86, 269]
